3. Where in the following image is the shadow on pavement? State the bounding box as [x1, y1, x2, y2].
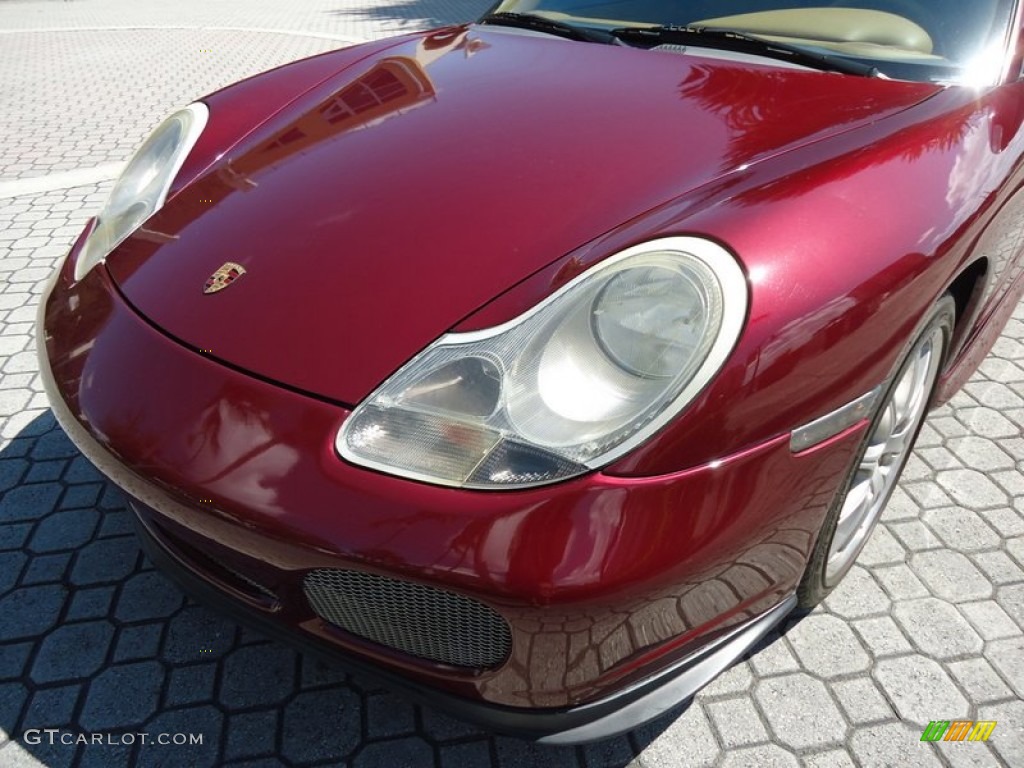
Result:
[327, 0, 494, 31]
[0, 412, 676, 767]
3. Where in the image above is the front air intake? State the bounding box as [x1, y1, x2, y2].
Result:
[303, 569, 512, 669]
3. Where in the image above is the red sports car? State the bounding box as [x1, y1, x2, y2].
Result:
[38, 0, 1024, 743]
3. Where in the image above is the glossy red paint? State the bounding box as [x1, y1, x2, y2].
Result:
[105, 26, 938, 412]
[42, 251, 860, 708]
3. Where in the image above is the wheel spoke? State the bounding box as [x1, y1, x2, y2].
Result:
[884, 422, 914, 458]
[825, 324, 945, 585]
[834, 480, 869, 551]
[860, 440, 886, 474]
[869, 464, 887, 498]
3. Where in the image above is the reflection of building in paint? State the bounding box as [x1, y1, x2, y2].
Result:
[148, 30, 486, 233]
[253, 57, 436, 170]
[213, 28, 488, 191]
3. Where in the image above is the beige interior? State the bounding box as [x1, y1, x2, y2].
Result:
[694, 8, 935, 57]
[531, 7, 941, 61]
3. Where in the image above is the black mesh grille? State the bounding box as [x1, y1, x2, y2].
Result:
[303, 569, 512, 669]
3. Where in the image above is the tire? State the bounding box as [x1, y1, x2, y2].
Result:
[797, 295, 955, 608]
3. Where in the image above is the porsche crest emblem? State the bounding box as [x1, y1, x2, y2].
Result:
[203, 262, 247, 294]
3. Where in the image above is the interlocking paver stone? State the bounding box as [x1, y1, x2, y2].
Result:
[0, 521, 30, 552]
[979, 700, 1024, 766]
[785, 614, 869, 678]
[856, 523, 906, 566]
[64, 585, 115, 621]
[946, 435, 1016, 470]
[221, 644, 297, 708]
[165, 662, 218, 707]
[0, 584, 65, 641]
[280, 688, 362, 764]
[112, 622, 164, 662]
[161, 604, 237, 663]
[947, 657, 1015, 703]
[830, 678, 894, 725]
[706, 697, 769, 748]
[922, 507, 1002, 551]
[699, 659, 753, 696]
[21, 551, 70, 584]
[354, 737, 435, 768]
[580, 737, 635, 768]
[440, 741, 494, 768]
[754, 674, 846, 750]
[873, 656, 969, 726]
[114, 570, 184, 621]
[21, 685, 80, 735]
[872, 563, 930, 600]
[957, 406, 1021, 438]
[366, 692, 418, 739]
[910, 550, 994, 602]
[892, 597, 983, 659]
[1001, 580, 1024, 624]
[0, 551, 24, 594]
[68, 535, 139, 585]
[23, 459, 64, 483]
[718, 744, 799, 768]
[29, 508, 99, 552]
[983, 635, 1024, 698]
[137, 705, 224, 768]
[802, 750, 857, 768]
[59, 483, 102, 511]
[849, 722, 945, 768]
[0, 482, 60, 522]
[747, 632, 801, 677]
[902, 481, 954, 508]
[422, 707, 487, 742]
[988, 508, 1024, 537]
[79, 661, 163, 729]
[0, 642, 32, 681]
[934, 740, 1001, 768]
[959, 599, 1022, 640]
[823, 566, 891, 619]
[31, 621, 115, 683]
[225, 709, 279, 761]
[631, 705, 720, 768]
[888, 519, 944, 551]
[972, 549, 1024, 584]
[494, 737, 582, 768]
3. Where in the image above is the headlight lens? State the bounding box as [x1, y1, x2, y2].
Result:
[338, 236, 747, 489]
[74, 103, 209, 281]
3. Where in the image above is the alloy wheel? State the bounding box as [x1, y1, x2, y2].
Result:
[824, 324, 945, 584]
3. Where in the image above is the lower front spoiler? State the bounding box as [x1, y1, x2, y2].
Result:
[132, 505, 794, 745]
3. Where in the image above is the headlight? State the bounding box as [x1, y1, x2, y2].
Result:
[338, 236, 747, 489]
[74, 103, 209, 281]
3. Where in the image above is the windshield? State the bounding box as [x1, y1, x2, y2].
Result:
[486, 1, 1020, 84]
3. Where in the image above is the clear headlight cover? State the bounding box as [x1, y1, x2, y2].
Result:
[338, 237, 748, 489]
[73, 103, 209, 281]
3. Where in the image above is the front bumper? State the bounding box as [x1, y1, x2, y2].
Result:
[38, 253, 865, 741]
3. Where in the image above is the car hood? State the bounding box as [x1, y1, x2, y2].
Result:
[106, 26, 939, 406]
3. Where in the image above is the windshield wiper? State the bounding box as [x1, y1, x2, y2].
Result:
[610, 25, 880, 77]
[479, 12, 616, 44]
